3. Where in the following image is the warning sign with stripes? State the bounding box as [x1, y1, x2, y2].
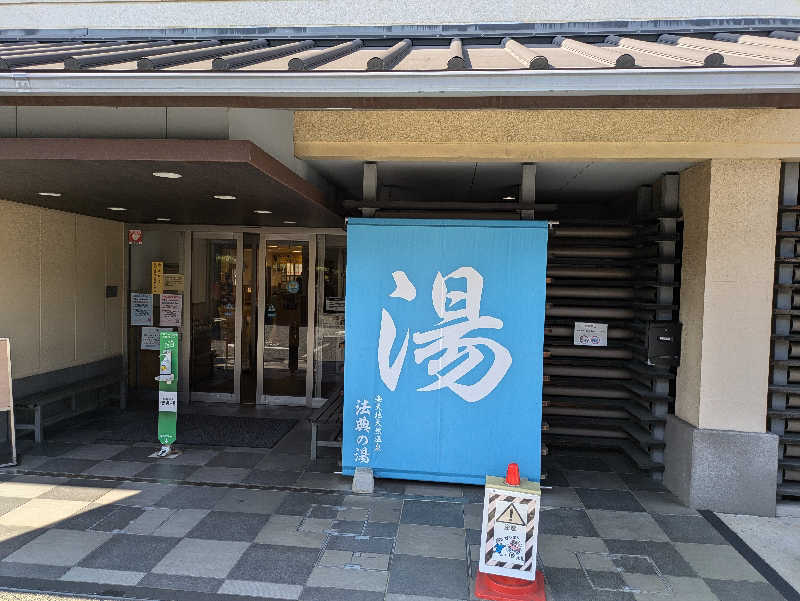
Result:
[479, 486, 541, 581]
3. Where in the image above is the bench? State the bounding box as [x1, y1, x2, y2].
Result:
[309, 386, 344, 460]
[13, 358, 123, 443]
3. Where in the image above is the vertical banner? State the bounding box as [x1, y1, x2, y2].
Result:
[343, 219, 549, 484]
[157, 331, 178, 445]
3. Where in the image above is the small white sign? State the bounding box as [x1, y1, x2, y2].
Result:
[160, 294, 183, 328]
[158, 390, 178, 412]
[574, 322, 608, 347]
[131, 293, 153, 326]
[141, 327, 173, 351]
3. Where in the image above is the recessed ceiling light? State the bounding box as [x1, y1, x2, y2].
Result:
[152, 171, 182, 179]
[155, 217, 171, 222]
[268, 245, 279, 248]
[292, 250, 302, 253]
[214, 195, 237, 200]
[502, 195, 516, 200]
[283, 220, 296, 224]
[37, 192, 61, 197]
[254, 210, 272, 214]
[107, 207, 127, 211]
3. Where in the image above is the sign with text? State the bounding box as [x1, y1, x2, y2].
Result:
[130, 293, 153, 326]
[573, 322, 608, 347]
[159, 294, 182, 328]
[343, 219, 548, 484]
[164, 273, 185, 293]
[479, 475, 541, 581]
[0, 339, 11, 411]
[128, 229, 143, 245]
[157, 331, 179, 444]
[152, 261, 164, 295]
[141, 327, 173, 351]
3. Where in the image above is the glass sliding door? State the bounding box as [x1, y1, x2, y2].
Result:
[190, 233, 241, 402]
[314, 234, 347, 400]
[260, 237, 311, 405]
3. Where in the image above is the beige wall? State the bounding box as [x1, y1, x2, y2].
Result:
[676, 159, 780, 432]
[0, 200, 124, 379]
[293, 109, 800, 161]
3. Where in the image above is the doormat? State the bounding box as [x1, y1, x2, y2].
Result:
[96, 413, 297, 448]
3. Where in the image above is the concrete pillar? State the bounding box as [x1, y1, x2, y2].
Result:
[665, 159, 781, 516]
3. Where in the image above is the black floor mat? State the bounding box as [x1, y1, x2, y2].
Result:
[94, 412, 297, 448]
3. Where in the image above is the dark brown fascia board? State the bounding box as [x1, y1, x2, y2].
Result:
[1, 94, 800, 109]
[0, 137, 333, 215]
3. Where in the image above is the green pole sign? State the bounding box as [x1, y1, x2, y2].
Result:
[157, 331, 178, 449]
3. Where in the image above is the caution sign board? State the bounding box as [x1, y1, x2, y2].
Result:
[479, 475, 541, 581]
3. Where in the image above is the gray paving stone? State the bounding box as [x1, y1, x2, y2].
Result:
[138, 572, 224, 593]
[0, 475, 68, 498]
[79, 533, 180, 571]
[0, 526, 43, 560]
[543, 566, 636, 601]
[124, 507, 174, 535]
[624, 574, 719, 601]
[187, 510, 270, 541]
[161, 448, 219, 466]
[337, 507, 370, 522]
[703, 578, 785, 601]
[0, 496, 28, 517]
[0, 561, 69, 580]
[566, 470, 628, 490]
[587, 510, 670, 542]
[575, 488, 646, 512]
[302, 588, 384, 601]
[405, 483, 463, 498]
[541, 486, 584, 509]
[36, 458, 99, 475]
[0, 498, 89, 528]
[674, 543, 765, 582]
[136, 463, 199, 480]
[152, 508, 209, 537]
[219, 579, 303, 598]
[395, 523, 465, 559]
[84, 460, 149, 478]
[60, 444, 128, 461]
[632, 491, 698, 516]
[256, 517, 326, 548]
[5, 528, 111, 566]
[61, 566, 145, 585]
[539, 508, 599, 537]
[604, 539, 697, 577]
[207, 451, 265, 469]
[387, 554, 468, 599]
[651, 514, 727, 545]
[400, 500, 464, 528]
[256, 453, 310, 472]
[156, 485, 229, 509]
[95, 481, 174, 507]
[295, 472, 353, 491]
[228, 543, 319, 584]
[620, 473, 667, 492]
[152, 538, 249, 578]
[538, 535, 610, 569]
[243, 469, 303, 487]
[106, 447, 160, 463]
[38, 479, 116, 502]
[325, 533, 395, 554]
[463, 503, 483, 530]
[187, 466, 250, 484]
[330, 520, 364, 535]
[306, 565, 389, 591]
[214, 488, 287, 514]
[59, 503, 139, 531]
[364, 521, 398, 537]
[276, 492, 345, 516]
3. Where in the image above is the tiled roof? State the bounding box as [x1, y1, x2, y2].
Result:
[1, 31, 799, 72]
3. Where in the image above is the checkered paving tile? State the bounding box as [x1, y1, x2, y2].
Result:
[0, 440, 791, 601]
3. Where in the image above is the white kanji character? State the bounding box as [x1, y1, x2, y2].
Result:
[356, 434, 369, 446]
[355, 417, 371, 432]
[354, 447, 370, 464]
[355, 399, 372, 416]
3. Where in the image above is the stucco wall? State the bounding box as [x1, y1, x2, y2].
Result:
[0, 200, 124, 379]
[293, 109, 800, 161]
[676, 159, 780, 432]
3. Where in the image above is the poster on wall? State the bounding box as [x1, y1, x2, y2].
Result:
[130, 293, 153, 326]
[164, 274, 185, 293]
[160, 294, 182, 328]
[152, 261, 164, 295]
[343, 218, 549, 485]
[141, 327, 173, 351]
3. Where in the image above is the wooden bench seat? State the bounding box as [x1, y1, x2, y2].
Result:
[15, 372, 121, 443]
[309, 386, 344, 460]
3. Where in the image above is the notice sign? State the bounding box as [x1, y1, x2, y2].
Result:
[160, 294, 182, 328]
[479, 475, 541, 581]
[152, 262, 164, 295]
[141, 327, 173, 351]
[128, 229, 143, 245]
[574, 322, 608, 347]
[0, 339, 11, 411]
[164, 273, 185, 293]
[131, 293, 154, 326]
[325, 297, 345, 312]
